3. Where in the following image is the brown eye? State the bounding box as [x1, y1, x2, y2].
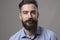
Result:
[31, 10, 37, 14]
[23, 11, 28, 14]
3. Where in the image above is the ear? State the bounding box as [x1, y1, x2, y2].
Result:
[19, 13, 21, 20]
[37, 12, 39, 18]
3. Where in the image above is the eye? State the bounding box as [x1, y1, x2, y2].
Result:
[31, 10, 37, 14]
[23, 11, 28, 14]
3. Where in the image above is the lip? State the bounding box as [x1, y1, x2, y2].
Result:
[28, 21, 33, 24]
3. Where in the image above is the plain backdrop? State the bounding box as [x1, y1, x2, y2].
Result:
[0, 0, 60, 40]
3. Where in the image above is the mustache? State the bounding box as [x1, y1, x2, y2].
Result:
[25, 18, 34, 22]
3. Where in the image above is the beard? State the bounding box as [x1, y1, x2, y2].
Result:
[22, 18, 38, 31]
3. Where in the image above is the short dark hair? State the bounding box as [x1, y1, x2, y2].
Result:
[19, 0, 38, 10]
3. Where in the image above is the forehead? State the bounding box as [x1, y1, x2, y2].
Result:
[21, 4, 37, 11]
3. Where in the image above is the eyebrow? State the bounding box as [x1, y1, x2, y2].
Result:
[23, 11, 28, 12]
[22, 10, 36, 12]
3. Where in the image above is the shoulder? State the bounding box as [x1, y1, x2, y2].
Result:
[41, 27, 57, 40]
[9, 28, 23, 40]
[43, 28, 56, 37]
[38, 26, 57, 40]
[38, 26, 55, 35]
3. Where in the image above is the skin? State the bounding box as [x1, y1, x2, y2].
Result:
[19, 4, 39, 36]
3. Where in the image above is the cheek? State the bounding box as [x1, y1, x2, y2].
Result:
[32, 14, 38, 19]
[21, 15, 28, 21]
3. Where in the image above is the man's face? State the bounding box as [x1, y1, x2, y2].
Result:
[19, 4, 39, 30]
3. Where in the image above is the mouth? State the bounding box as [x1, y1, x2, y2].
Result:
[26, 21, 34, 26]
[28, 21, 33, 24]
[27, 19, 34, 24]
[25, 19, 35, 25]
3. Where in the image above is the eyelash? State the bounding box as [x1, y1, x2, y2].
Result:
[23, 12, 28, 14]
[23, 11, 36, 14]
[31, 11, 36, 14]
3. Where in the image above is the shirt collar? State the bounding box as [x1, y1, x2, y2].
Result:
[36, 26, 42, 35]
[20, 28, 26, 38]
[20, 26, 42, 38]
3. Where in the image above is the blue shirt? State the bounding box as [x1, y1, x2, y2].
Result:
[9, 26, 57, 40]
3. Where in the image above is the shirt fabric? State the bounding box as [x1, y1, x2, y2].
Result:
[9, 26, 57, 40]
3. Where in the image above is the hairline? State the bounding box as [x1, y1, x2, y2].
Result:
[20, 3, 38, 12]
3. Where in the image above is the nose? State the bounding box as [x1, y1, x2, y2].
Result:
[28, 12, 32, 18]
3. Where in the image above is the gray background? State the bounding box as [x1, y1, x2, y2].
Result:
[0, 0, 60, 40]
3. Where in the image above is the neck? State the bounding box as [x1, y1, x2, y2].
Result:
[24, 28, 37, 36]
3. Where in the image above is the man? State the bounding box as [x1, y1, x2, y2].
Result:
[9, 0, 57, 40]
